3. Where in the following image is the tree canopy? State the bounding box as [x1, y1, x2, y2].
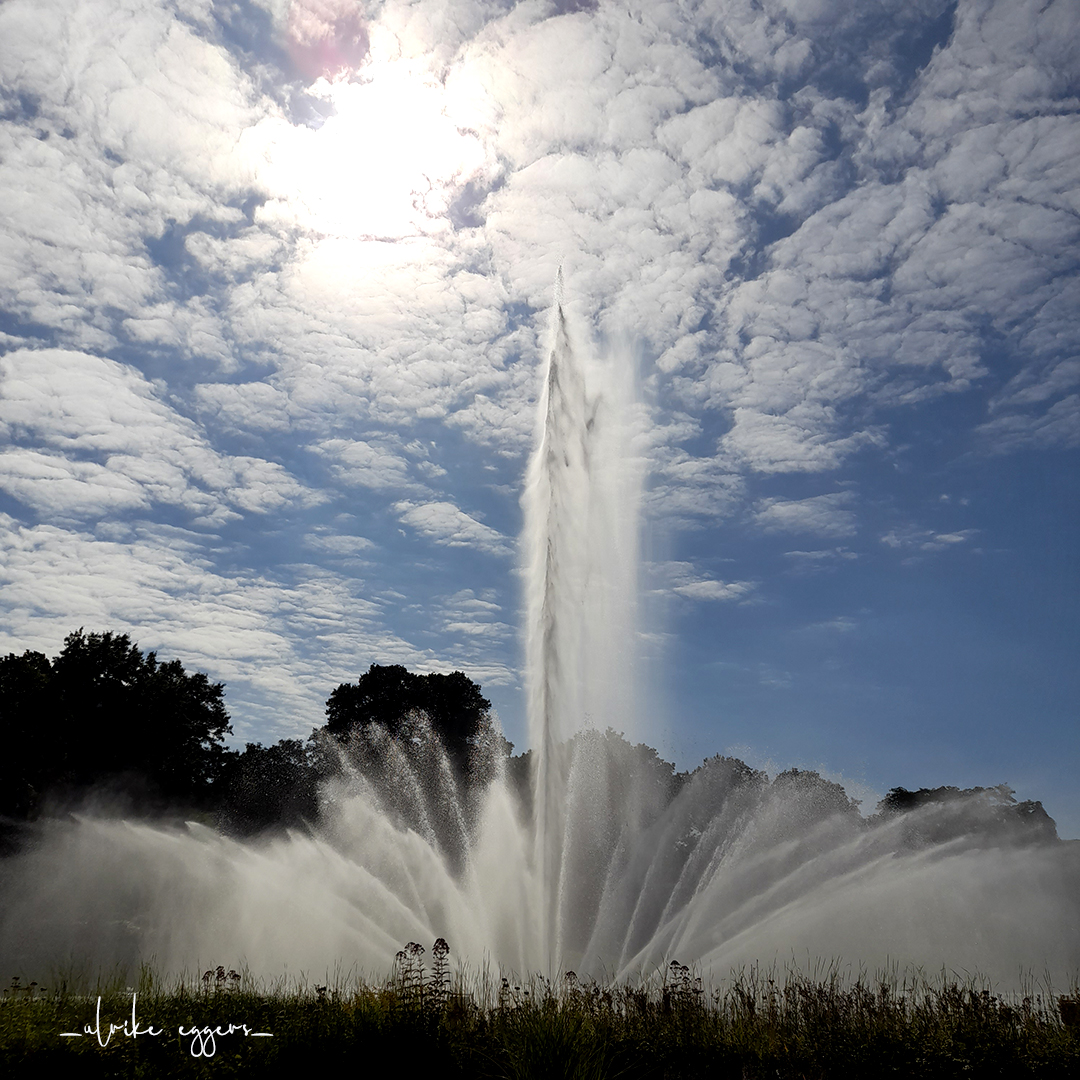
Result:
[1, 634, 1062, 855]
[325, 663, 494, 761]
[0, 629, 233, 818]
[875, 783, 1057, 844]
[217, 739, 318, 837]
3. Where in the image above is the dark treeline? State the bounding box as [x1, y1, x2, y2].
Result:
[0, 630, 1060, 849]
[0, 631, 510, 841]
[1, 630, 232, 822]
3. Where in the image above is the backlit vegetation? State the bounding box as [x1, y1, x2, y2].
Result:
[2, 951, 1077, 1078]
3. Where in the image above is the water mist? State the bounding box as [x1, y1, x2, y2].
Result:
[1, 285, 1078, 989]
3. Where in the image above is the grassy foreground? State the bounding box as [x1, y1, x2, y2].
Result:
[2, 956, 1077, 1078]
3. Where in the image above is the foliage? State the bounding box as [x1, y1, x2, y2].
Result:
[216, 739, 319, 837]
[1, 958, 1076, 1078]
[0, 630, 233, 820]
[325, 663, 497, 763]
[0, 649, 52, 819]
[876, 784, 1059, 844]
[771, 767, 862, 819]
[0, 634, 1064, 859]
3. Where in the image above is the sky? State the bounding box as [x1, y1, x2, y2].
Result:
[0, 0, 1077, 834]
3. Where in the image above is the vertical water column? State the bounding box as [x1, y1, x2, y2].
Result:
[522, 281, 592, 967]
[521, 273, 645, 968]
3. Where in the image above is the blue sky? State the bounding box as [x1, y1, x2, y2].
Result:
[0, 0, 1077, 834]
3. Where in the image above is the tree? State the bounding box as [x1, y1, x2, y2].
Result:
[876, 784, 1058, 845]
[0, 649, 54, 819]
[217, 739, 318, 836]
[770, 768, 862, 822]
[325, 663, 495, 762]
[0, 629, 234, 818]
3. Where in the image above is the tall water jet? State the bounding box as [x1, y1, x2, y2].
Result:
[521, 271, 644, 967]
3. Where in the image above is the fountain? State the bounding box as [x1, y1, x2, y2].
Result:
[522, 270, 647, 970]
[1, 284, 1078, 988]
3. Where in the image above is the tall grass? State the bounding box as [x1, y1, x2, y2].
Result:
[2, 950, 1076, 1078]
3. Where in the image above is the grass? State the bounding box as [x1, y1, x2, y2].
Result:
[1, 952, 1077, 1078]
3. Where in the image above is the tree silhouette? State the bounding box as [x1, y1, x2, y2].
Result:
[0, 649, 53, 819]
[876, 783, 1057, 845]
[325, 663, 495, 763]
[0, 629, 233, 818]
[217, 739, 318, 836]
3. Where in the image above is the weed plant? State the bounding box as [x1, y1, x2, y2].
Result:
[1, 950, 1076, 1078]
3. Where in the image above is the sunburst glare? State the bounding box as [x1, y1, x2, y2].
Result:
[255, 59, 493, 240]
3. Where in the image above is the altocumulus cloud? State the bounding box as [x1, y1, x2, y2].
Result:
[394, 500, 514, 557]
[0, 0, 1076, 813]
[0, 349, 318, 524]
[752, 493, 858, 539]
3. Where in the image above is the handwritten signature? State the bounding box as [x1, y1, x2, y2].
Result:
[61, 994, 273, 1058]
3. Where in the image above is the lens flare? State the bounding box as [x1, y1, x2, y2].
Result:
[285, 0, 370, 81]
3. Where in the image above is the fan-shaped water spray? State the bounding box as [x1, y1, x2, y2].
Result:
[1, 288, 1078, 987]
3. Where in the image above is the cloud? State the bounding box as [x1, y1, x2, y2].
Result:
[1, 0, 1078, 759]
[975, 396, 1080, 452]
[302, 531, 375, 559]
[657, 561, 757, 603]
[0, 448, 151, 518]
[785, 548, 858, 561]
[0, 348, 318, 523]
[394, 500, 513, 556]
[673, 579, 756, 602]
[0, 511, 455, 741]
[311, 439, 419, 492]
[0, 0, 264, 362]
[220, 236, 527, 447]
[194, 382, 297, 435]
[719, 409, 885, 474]
[783, 547, 859, 574]
[799, 616, 858, 634]
[663, 0, 1080, 473]
[285, 0, 370, 81]
[752, 492, 858, 537]
[880, 526, 979, 551]
[991, 358, 1080, 412]
[432, 587, 514, 651]
[4, 0, 1075, 485]
[646, 437, 746, 525]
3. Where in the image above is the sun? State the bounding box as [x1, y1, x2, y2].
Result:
[255, 57, 494, 242]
